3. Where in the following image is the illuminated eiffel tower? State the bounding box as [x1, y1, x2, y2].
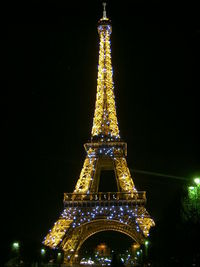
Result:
[44, 3, 155, 263]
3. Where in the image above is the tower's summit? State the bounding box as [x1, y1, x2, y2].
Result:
[99, 2, 110, 22]
[102, 2, 107, 19]
[92, 2, 119, 141]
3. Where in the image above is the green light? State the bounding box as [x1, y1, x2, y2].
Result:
[41, 248, 46, 255]
[145, 240, 149, 247]
[189, 186, 195, 190]
[183, 178, 200, 223]
[12, 242, 19, 250]
[188, 186, 197, 200]
[58, 252, 61, 257]
[194, 178, 200, 185]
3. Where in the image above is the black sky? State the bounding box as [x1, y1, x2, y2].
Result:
[4, 0, 200, 263]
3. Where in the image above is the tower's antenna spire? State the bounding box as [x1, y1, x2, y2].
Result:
[102, 2, 107, 19]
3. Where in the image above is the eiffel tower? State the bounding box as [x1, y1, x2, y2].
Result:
[43, 3, 155, 264]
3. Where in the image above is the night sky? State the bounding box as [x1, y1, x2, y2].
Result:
[4, 0, 200, 264]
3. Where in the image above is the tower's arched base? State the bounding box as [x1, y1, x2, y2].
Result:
[62, 219, 144, 264]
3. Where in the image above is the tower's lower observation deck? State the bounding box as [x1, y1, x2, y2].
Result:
[64, 191, 146, 207]
[84, 141, 127, 157]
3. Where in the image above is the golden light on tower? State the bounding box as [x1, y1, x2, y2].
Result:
[43, 3, 155, 263]
[91, 5, 119, 140]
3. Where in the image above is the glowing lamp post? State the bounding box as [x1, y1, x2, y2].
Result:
[144, 240, 149, 258]
[186, 177, 200, 221]
[12, 242, 19, 250]
[41, 248, 46, 256]
[40, 248, 46, 264]
[194, 178, 200, 185]
[12, 242, 20, 259]
[57, 252, 62, 263]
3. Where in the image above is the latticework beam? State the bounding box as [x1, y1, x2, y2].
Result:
[91, 22, 120, 139]
[114, 157, 137, 193]
[73, 157, 96, 195]
[44, 219, 72, 248]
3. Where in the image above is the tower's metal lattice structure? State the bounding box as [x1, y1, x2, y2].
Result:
[44, 4, 155, 263]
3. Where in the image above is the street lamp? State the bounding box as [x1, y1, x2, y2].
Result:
[194, 178, 200, 185]
[12, 242, 20, 260]
[41, 248, 46, 256]
[57, 252, 62, 263]
[187, 178, 200, 221]
[12, 242, 20, 251]
[144, 240, 149, 258]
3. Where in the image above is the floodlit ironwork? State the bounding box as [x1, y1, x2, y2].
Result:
[43, 3, 155, 264]
[63, 191, 146, 203]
